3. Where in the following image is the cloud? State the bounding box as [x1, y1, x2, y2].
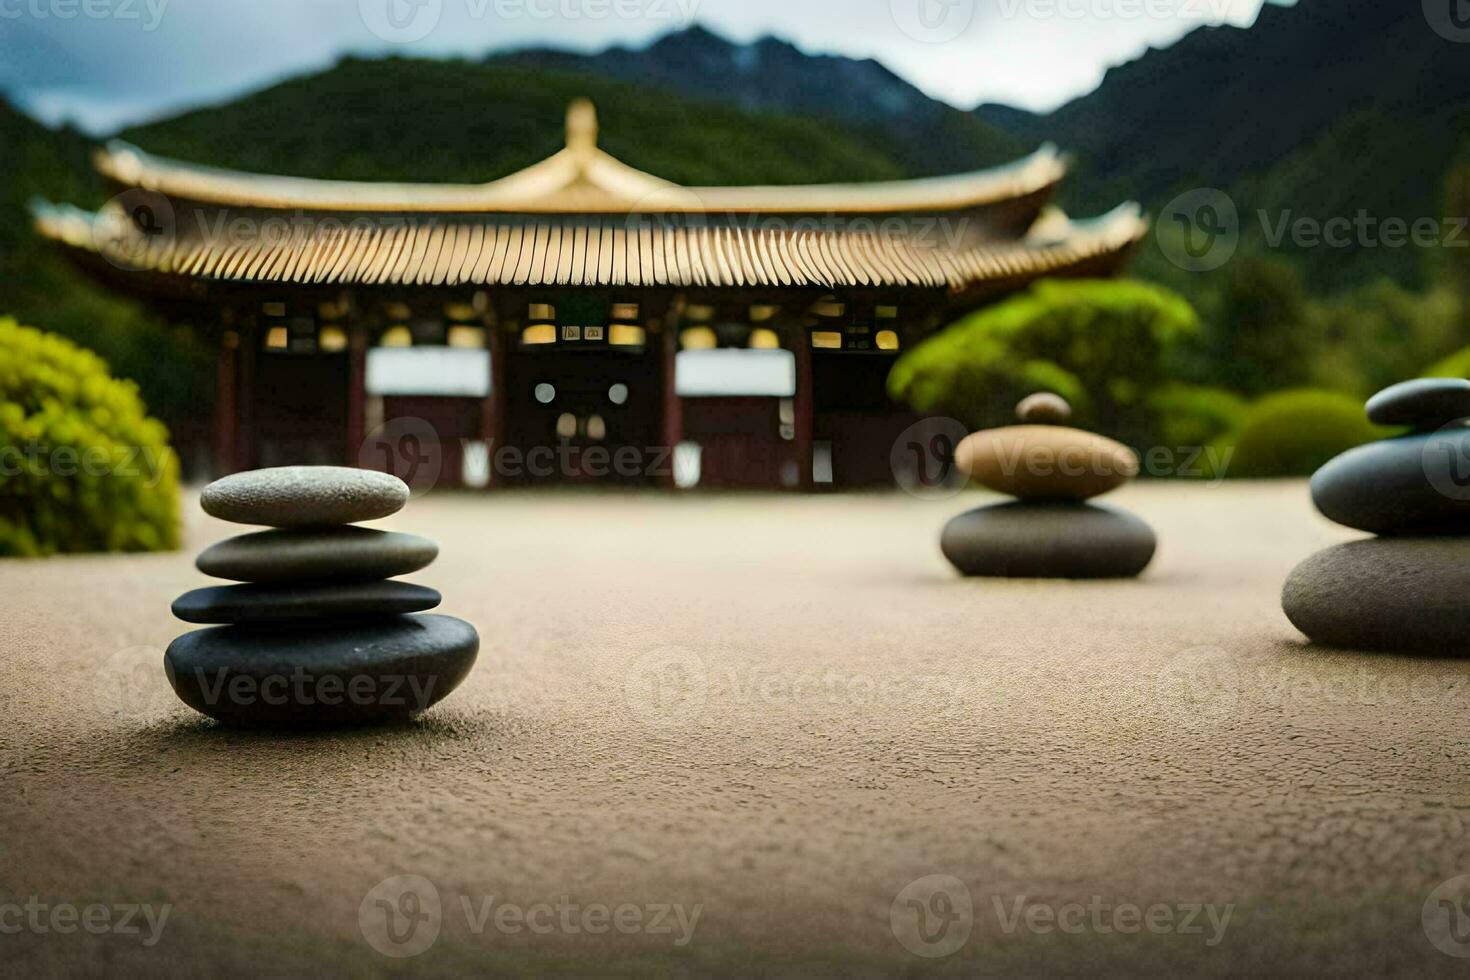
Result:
[0, 0, 1276, 132]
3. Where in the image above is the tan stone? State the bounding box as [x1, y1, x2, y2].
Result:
[955, 425, 1139, 500]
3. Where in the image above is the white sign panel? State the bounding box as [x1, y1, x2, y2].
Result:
[366, 347, 491, 398]
[675, 349, 796, 398]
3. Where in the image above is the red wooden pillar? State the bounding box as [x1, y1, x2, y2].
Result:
[345, 325, 367, 468]
[792, 323, 814, 492]
[234, 321, 257, 473]
[215, 330, 239, 477]
[660, 320, 683, 489]
[485, 324, 507, 488]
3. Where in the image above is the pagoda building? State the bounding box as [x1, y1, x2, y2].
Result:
[34, 100, 1146, 491]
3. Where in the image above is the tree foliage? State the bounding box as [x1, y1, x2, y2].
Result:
[0, 319, 180, 556]
[888, 279, 1201, 447]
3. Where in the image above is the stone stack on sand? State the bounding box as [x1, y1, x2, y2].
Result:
[1283, 378, 1470, 652]
[940, 395, 1156, 579]
[166, 466, 478, 725]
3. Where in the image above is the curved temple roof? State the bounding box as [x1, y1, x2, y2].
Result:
[33, 100, 1147, 295]
[33, 200, 1146, 293]
[90, 100, 1068, 217]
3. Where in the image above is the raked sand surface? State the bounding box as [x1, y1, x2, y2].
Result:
[3, 482, 1469, 976]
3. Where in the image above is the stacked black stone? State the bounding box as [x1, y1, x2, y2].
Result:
[940, 395, 1156, 579]
[1283, 378, 1470, 652]
[166, 466, 478, 725]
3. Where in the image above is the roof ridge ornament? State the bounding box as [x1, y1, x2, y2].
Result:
[566, 98, 598, 161]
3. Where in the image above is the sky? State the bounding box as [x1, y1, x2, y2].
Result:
[0, 0, 1280, 133]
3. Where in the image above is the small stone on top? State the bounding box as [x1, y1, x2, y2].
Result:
[1016, 392, 1073, 425]
[1364, 378, 1470, 431]
[201, 466, 409, 528]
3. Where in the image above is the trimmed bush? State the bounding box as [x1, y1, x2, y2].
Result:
[0, 318, 180, 556]
[1146, 383, 1249, 451]
[1216, 388, 1389, 479]
[887, 279, 1201, 448]
[1426, 345, 1470, 380]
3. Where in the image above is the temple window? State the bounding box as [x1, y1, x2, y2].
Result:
[447, 326, 485, 349]
[318, 326, 348, 352]
[379, 326, 412, 348]
[521, 323, 556, 346]
[748, 328, 780, 350]
[680, 326, 717, 351]
[608, 324, 645, 347]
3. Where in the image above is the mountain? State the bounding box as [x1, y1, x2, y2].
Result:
[118, 55, 925, 187]
[495, 26, 1026, 178]
[977, 0, 1470, 291]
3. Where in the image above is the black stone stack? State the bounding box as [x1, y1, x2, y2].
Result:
[166, 466, 479, 725]
[1283, 378, 1470, 652]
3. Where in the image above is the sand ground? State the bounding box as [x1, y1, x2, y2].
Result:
[3, 482, 1469, 977]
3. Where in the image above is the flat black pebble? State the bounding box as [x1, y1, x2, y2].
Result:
[940, 501, 1156, 579]
[164, 614, 478, 726]
[172, 581, 441, 625]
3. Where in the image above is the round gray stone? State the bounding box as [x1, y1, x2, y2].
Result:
[197, 527, 438, 584]
[1365, 378, 1470, 431]
[1282, 538, 1470, 653]
[164, 614, 478, 726]
[1311, 431, 1470, 535]
[172, 581, 441, 625]
[940, 501, 1156, 579]
[201, 466, 409, 528]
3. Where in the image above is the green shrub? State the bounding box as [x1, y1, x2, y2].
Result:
[0, 318, 180, 556]
[887, 278, 1201, 448]
[1146, 383, 1249, 450]
[1426, 345, 1470, 380]
[1216, 388, 1389, 479]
